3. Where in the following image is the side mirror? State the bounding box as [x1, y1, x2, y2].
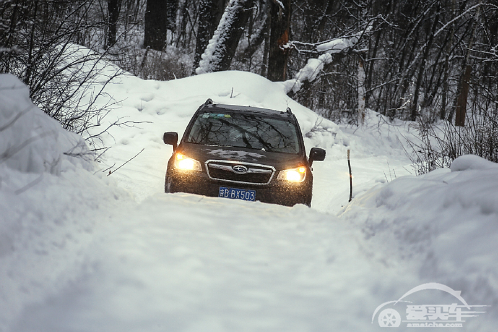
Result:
[163, 132, 178, 150]
[309, 147, 326, 166]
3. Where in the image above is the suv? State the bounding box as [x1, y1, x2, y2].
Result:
[163, 99, 325, 206]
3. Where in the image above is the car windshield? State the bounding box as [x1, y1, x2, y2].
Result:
[186, 112, 301, 154]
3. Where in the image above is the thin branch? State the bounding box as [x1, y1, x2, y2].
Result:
[107, 148, 145, 176]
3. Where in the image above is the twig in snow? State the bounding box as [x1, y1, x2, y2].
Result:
[348, 149, 353, 202]
[107, 148, 145, 176]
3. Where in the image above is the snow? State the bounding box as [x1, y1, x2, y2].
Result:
[284, 28, 372, 95]
[285, 53, 332, 94]
[316, 37, 356, 53]
[284, 36, 355, 94]
[450, 154, 498, 172]
[0, 74, 87, 175]
[274, 0, 285, 10]
[0, 74, 129, 329]
[207, 149, 266, 159]
[1, 67, 497, 332]
[340, 155, 498, 328]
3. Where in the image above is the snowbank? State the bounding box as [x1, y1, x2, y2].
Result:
[0, 74, 130, 329]
[0, 74, 87, 175]
[340, 155, 498, 324]
[450, 154, 498, 172]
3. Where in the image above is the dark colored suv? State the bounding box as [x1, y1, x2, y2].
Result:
[163, 99, 325, 206]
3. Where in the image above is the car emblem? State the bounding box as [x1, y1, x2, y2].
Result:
[232, 165, 248, 174]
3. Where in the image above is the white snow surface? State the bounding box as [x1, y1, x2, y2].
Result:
[1, 70, 497, 332]
[0, 74, 87, 175]
[316, 38, 355, 53]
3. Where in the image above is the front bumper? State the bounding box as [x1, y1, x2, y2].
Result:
[167, 169, 312, 207]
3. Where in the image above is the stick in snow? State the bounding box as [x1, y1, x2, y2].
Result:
[348, 149, 353, 202]
[108, 148, 145, 176]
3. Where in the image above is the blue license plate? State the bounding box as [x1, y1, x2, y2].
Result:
[218, 187, 256, 201]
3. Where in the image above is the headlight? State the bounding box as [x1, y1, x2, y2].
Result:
[277, 166, 306, 182]
[174, 153, 202, 171]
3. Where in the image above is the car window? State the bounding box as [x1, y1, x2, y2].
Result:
[186, 112, 301, 154]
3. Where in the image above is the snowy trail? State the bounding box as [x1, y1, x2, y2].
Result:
[12, 193, 407, 332]
[4, 71, 496, 332]
[4, 70, 421, 331]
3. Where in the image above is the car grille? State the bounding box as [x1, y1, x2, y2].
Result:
[205, 160, 275, 185]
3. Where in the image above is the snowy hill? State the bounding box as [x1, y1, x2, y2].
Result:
[1, 72, 497, 331]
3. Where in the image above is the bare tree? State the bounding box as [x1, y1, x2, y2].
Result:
[106, 0, 123, 49]
[0, 0, 124, 152]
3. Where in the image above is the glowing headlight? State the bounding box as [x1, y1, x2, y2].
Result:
[174, 153, 202, 171]
[277, 166, 306, 182]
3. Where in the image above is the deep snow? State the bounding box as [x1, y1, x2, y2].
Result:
[1, 71, 497, 332]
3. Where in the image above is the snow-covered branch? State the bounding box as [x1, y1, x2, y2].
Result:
[272, 0, 285, 11]
[283, 27, 371, 95]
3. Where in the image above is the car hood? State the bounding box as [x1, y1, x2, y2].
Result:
[179, 143, 306, 170]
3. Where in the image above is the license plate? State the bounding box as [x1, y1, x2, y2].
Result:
[218, 187, 256, 201]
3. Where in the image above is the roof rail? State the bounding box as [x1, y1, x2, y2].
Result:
[205, 98, 213, 105]
[286, 107, 292, 115]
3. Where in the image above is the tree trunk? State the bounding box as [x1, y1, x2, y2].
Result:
[166, 0, 178, 31]
[358, 57, 366, 126]
[193, 0, 225, 72]
[267, 0, 291, 82]
[241, 11, 268, 64]
[455, 65, 471, 127]
[106, 0, 122, 49]
[315, 0, 335, 40]
[441, 0, 457, 120]
[196, 0, 255, 74]
[410, 3, 439, 121]
[261, 10, 270, 77]
[144, 0, 168, 51]
[449, 0, 480, 124]
[302, 0, 332, 43]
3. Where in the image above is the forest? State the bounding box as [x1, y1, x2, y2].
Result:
[1, 0, 497, 170]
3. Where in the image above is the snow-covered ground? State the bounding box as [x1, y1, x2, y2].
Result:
[1, 71, 497, 332]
